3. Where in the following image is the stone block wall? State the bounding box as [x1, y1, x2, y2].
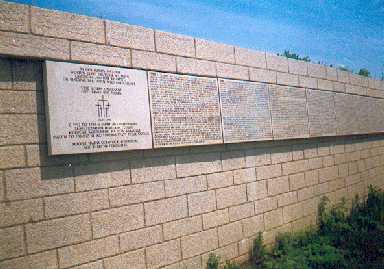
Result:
[1, 1, 384, 269]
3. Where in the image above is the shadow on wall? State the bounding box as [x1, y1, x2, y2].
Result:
[4, 56, 384, 182]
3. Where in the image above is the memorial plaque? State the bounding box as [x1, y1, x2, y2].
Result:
[307, 89, 336, 137]
[219, 79, 272, 143]
[335, 93, 361, 135]
[148, 71, 222, 147]
[269, 85, 309, 139]
[44, 61, 152, 155]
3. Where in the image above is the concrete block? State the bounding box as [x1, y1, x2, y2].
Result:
[299, 76, 317, 88]
[119, 225, 162, 252]
[45, 190, 109, 219]
[146, 240, 181, 269]
[235, 47, 266, 68]
[326, 67, 338, 81]
[346, 84, 366, 95]
[255, 197, 278, 214]
[349, 73, 368, 87]
[333, 81, 346, 93]
[318, 166, 339, 182]
[266, 54, 288, 72]
[317, 79, 333, 91]
[165, 175, 206, 197]
[0, 91, 42, 114]
[131, 156, 176, 183]
[234, 168, 256, 184]
[218, 221, 243, 246]
[0, 198, 43, 228]
[91, 205, 144, 238]
[282, 203, 303, 223]
[195, 39, 234, 63]
[176, 152, 221, 177]
[0, 145, 25, 169]
[229, 202, 254, 221]
[337, 69, 350, 83]
[31, 7, 104, 43]
[188, 190, 216, 216]
[176, 57, 216, 76]
[271, 148, 292, 164]
[308, 157, 323, 170]
[71, 41, 131, 67]
[216, 62, 249, 80]
[110, 181, 164, 207]
[277, 191, 297, 206]
[282, 159, 309, 175]
[72, 261, 103, 269]
[289, 173, 306, 190]
[0, 114, 42, 146]
[104, 249, 146, 269]
[264, 208, 283, 230]
[257, 164, 282, 180]
[308, 63, 326, 78]
[298, 186, 314, 201]
[216, 184, 247, 209]
[0, 226, 25, 260]
[58, 236, 119, 268]
[106, 21, 154, 50]
[242, 214, 264, 237]
[249, 68, 276, 83]
[245, 148, 271, 167]
[181, 228, 218, 258]
[277, 72, 299, 86]
[288, 59, 307, 75]
[207, 171, 233, 189]
[26, 214, 91, 253]
[202, 208, 229, 229]
[0, 250, 57, 269]
[0, 1, 29, 33]
[164, 216, 202, 240]
[156, 31, 195, 57]
[247, 180, 267, 201]
[268, 176, 289, 195]
[132, 50, 176, 72]
[144, 196, 188, 225]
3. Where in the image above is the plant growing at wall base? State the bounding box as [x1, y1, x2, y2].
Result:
[223, 260, 241, 269]
[207, 253, 220, 269]
[250, 232, 267, 267]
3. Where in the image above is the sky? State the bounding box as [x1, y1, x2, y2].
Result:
[10, 0, 384, 78]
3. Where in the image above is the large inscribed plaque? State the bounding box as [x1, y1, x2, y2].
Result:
[219, 79, 272, 143]
[307, 89, 336, 137]
[269, 85, 309, 139]
[44, 61, 152, 155]
[148, 72, 222, 147]
[335, 93, 361, 135]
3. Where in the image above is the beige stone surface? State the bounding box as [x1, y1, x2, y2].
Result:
[242, 214, 264, 237]
[188, 190, 216, 216]
[104, 249, 146, 269]
[337, 69, 350, 83]
[164, 216, 202, 240]
[333, 81, 346, 93]
[119, 225, 162, 252]
[308, 63, 326, 79]
[132, 50, 176, 72]
[264, 208, 283, 229]
[289, 173, 306, 190]
[247, 180, 268, 201]
[222, 151, 246, 171]
[0, 1, 29, 33]
[218, 221, 243, 246]
[31, 7, 104, 43]
[216, 184, 247, 209]
[131, 156, 176, 183]
[0, 225, 25, 260]
[176, 57, 216, 77]
[245, 148, 271, 167]
[58, 236, 119, 268]
[0, 57, 12, 90]
[318, 166, 339, 182]
[317, 78, 333, 91]
[144, 196, 188, 225]
[288, 59, 308, 75]
[109, 181, 164, 207]
[106, 21, 155, 50]
[0, 91, 42, 114]
[202, 209, 230, 229]
[229, 202, 254, 221]
[282, 159, 309, 175]
[0, 145, 25, 169]
[234, 168, 256, 184]
[277, 191, 298, 206]
[277, 72, 299, 86]
[12, 60, 43, 91]
[346, 84, 366, 95]
[0, 198, 43, 228]
[266, 54, 288, 72]
[44, 190, 109, 218]
[207, 171, 233, 189]
[156, 31, 195, 57]
[71, 41, 131, 67]
[72, 261, 103, 269]
[146, 240, 181, 269]
[257, 164, 282, 180]
[202, 243, 238, 266]
[196, 39, 235, 63]
[26, 214, 92, 253]
[0, 250, 58, 269]
[5, 167, 74, 200]
[0, 114, 42, 146]
[216, 62, 249, 80]
[326, 67, 338, 81]
[235, 47, 266, 68]
[165, 176, 207, 197]
[299, 76, 317, 89]
[349, 73, 368, 87]
[249, 68, 277, 83]
[181, 228, 218, 258]
[268, 176, 289, 195]
[91, 204, 144, 238]
[271, 149, 292, 164]
[176, 152, 221, 177]
[283, 203, 303, 223]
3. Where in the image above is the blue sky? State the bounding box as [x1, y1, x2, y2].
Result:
[11, 0, 384, 78]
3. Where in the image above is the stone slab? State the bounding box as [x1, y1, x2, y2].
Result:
[148, 71, 222, 148]
[334, 93, 361, 135]
[307, 89, 336, 137]
[44, 61, 152, 155]
[269, 85, 309, 139]
[219, 79, 272, 143]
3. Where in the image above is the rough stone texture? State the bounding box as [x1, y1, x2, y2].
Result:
[0, 225, 25, 260]
[326, 67, 338, 81]
[288, 59, 308, 75]
[247, 180, 268, 201]
[165, 176, 206, 197]
[249, 68, 277, 83]
[235, 47, 266, 68]
[26, 214, 92, 253]
[146, 240, 181, 269]
[91, 205, 144, 238]
[181, 228, 218, 258]
[202, 209, 230, 229]
[299, 76, 317, 89]
[103, 249, 146, 269]
[216, 62, 249, 80]
[156, 31, 195, 57]
[106, 21, 155, 50]
[163, 216, 202, 240]
[242, 215, 264, 237]
[308, 63, 326, 79]
[120, 225, 163, 252]
[0, 90, 42, 114]
[131, 157, 176, 183]
[216, 184, 247, 209]
[195, 39, 235, 63]
[317, 78, 333, 91]
[218, 221, 243, 246]
[132, 50, 176, 72]
[144, 196, 188, 225]
[188, 190, 216, 216]
[207, 171, 233, 189]
[31, 7, 105, 43]
[0, 1, 29, 33]
[176, 153, 221, 177]
[0, 250, 58, 269]
[0, 145, 25, 169]
[70, 41, 131, 67]
[266, 54, 288, 72]
[176, 57, 216, 77]
[228, 202, 254, 221]
[264, 208, 283, 230]
[337, 69, 350, 83]
[268, 176, 290, 195]
[0, 198, 43, 227]
[277, 72, 299, 86]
